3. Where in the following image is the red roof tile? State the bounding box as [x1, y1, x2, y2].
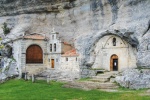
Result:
[24, 34, 45, 40]
[63, 42, 70, 45]
[62, 49, 79, 57]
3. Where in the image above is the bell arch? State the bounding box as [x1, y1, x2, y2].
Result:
[26, 45, 43, 64]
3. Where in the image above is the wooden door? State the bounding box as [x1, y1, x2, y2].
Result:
[26, 45, 43, 63]
[51, 59, 54, 68]
[110, 55, 118, 71]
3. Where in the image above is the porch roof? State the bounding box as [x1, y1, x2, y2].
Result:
[62, 49, 79, 57]
[24, 33, 46, 40]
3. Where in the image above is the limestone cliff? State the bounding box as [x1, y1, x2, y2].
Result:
[0, 0, 150, 74]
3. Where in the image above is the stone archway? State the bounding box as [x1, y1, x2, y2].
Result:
[26, 45, 43, 64]
[110, 54, 118, 71]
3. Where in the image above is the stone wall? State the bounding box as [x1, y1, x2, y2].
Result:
[91, 35, 137, 71]
[13, 39, 47, 75]
[60, 56, 80, 79]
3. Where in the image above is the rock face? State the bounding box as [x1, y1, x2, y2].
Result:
[116, 69, 150, 89]
[0, 0, 150, 78]
[0, 57, 19, 83]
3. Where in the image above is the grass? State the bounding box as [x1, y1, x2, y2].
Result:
[0, 79, 150, 100]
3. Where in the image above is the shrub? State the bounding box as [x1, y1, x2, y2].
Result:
[2, 22, 11, 35]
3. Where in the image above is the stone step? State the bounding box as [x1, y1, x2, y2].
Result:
[103, 71, 118, 76]
[89, 78, 110, 82]
[63, 81, 119, 90]
[36, 76, 46, 80]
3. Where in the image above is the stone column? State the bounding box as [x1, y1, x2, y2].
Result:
[47, 75, 50, 84]
[32, 74, 35, 83]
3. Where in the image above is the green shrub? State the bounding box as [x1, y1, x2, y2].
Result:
[2, 22, 11, 35]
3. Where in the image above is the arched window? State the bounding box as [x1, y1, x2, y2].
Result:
[113, 38, 116, 46]
[54, 43, 56, 52]
[50, 44, 52, 52]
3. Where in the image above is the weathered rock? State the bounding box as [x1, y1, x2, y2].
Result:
[0, 73, 7, 83]
[115, 69, 150, 89]
[0, 57, 19, 83]
[0, 45, 12, 57]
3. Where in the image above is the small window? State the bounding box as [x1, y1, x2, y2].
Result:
[76, 57, 78, 61]
[56, 58, 58, 62]
[54, 43, 56, 52]
[113, 38, 116, 46]
[66, 57, 68, 61]
[50, 44, 52, 52]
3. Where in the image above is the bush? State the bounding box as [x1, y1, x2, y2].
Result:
[2, 22, 11, 35]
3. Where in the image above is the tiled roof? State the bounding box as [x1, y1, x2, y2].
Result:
[62, 49, 79, 57]
[62, 42, 70, 45]
[24, 34, 45, 40]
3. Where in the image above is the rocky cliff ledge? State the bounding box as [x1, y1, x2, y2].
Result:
[0, 0, 150, 76]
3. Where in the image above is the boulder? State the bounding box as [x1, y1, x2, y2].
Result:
[0, 57, 19, 83]
[0, 73, 7, 83]
[115, 69, 150, 89]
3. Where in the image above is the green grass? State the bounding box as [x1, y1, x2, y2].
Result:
[0, 79, 150, 100]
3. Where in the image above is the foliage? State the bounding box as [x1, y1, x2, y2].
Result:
[0, 38, 3, 49]
[1, 22, 11, 35]
[0, 80, 149, 100]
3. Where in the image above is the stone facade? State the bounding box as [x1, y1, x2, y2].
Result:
[91, 35, 137, 71]
[11, 31, 80, 80]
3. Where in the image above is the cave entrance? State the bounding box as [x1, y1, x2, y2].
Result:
[110, 54, 118, 71]
[26, 45, 43, 64]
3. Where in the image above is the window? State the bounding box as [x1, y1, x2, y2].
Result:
[56, 58, 58, 62]
[113, 38, 116, 46]
[50, 44, 52, 52]
[54, 43, 56, 52]
[76, 57, 78, 61]
[66, 57, 68, 61]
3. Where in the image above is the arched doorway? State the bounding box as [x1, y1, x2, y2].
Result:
[110, 54, 118, 71]
[26, 45, 43, 64]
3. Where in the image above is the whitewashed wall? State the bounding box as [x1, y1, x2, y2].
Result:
[92, 35, 137, 71]
[60, 56, 80, 79]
